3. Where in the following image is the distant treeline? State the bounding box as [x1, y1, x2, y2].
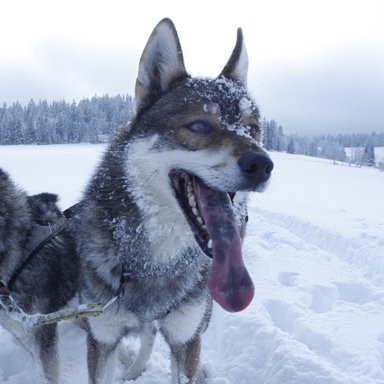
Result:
[1, 95, 383, 167]
[262, 118, 383, 167]
[0, 94, 134, 145]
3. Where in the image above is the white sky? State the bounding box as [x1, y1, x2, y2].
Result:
[1, 0, 384, 134]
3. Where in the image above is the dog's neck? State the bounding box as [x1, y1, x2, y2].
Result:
[111, 214, 206, 279]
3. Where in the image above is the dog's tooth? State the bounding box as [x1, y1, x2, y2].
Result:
[192, 207, 199, 216]
[207, 239, 213, 249]
[188, 195, 196, 208]
[197, 217, 203, 225]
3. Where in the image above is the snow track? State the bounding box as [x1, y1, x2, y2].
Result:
[253, 206, 384, 285]
[1, 146, 384, 383]
[239, 206, 384, 384]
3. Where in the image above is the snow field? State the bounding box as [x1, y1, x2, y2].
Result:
[0, 146, 383, 383]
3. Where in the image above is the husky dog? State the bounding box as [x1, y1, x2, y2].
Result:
[0, 168, 78, 384]
[78, 18, 273, 384]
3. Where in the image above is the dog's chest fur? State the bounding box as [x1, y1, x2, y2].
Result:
[112, 216, 208, 319]
[80, 149, 209, 321]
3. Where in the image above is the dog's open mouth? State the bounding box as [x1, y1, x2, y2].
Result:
[170, 171, 254, 312]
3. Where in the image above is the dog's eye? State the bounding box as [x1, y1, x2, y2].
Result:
[186, 120, 213, 134]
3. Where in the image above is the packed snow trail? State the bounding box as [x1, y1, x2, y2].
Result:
[0, 146, 384, 383]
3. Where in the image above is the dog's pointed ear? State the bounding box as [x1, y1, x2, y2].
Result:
[220, 28, 248, 86]
[135, 18, 187, 114]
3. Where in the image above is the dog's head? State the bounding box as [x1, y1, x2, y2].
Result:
[27, 193, 63, 226]
[127, 19, 274, 312]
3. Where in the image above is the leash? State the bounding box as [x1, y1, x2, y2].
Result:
[0, 274, 131, 328]
[0, 279, 118, 327]
[0, 201, 127, 328]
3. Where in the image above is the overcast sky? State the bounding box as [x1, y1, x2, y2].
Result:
[1, 0, 383, 134]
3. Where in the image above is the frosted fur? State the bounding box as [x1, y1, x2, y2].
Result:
[186, 77, 249, 105]
[239, 97, 253, 115]
[111, 216, 202, 278]
[186, 77, 260, 143]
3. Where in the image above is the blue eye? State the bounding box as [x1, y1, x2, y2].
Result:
[186, 119, 213, 134]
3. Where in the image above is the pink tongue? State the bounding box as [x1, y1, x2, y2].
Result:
[193, 178, 254, 312]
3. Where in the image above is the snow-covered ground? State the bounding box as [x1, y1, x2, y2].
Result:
[0, 145, 384, 384]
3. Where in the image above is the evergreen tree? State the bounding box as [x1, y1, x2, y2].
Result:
[24, 118, 36, 144]
[309, 140, 319, 157]
[362, 143, 376, 167]
[3, 103, 24, 144]
[35, 113, 50, 144]
[9, 115, 24, 144]
[68, 101, 80, 143]
[287, 139, 295, 154]
[261, 118, 285, 151]
[276, 125, 285, 151]
[24, 100, 37, 143]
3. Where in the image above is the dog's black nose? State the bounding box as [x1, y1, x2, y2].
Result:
[238, 152, 274, 186]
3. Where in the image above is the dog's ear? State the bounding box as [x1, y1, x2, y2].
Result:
[220, 28, 248, 86]
[135, 18, 187, 114]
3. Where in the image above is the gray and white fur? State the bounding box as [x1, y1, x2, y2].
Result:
[77, 18, 273, 384]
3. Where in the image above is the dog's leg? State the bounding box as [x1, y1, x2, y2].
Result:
[159, 297, 211, 384]
[123, 321, 157, 381]
[87, 333, 118, 384]
[169, 336, 206, 384]
[34, 324, 59, 384]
